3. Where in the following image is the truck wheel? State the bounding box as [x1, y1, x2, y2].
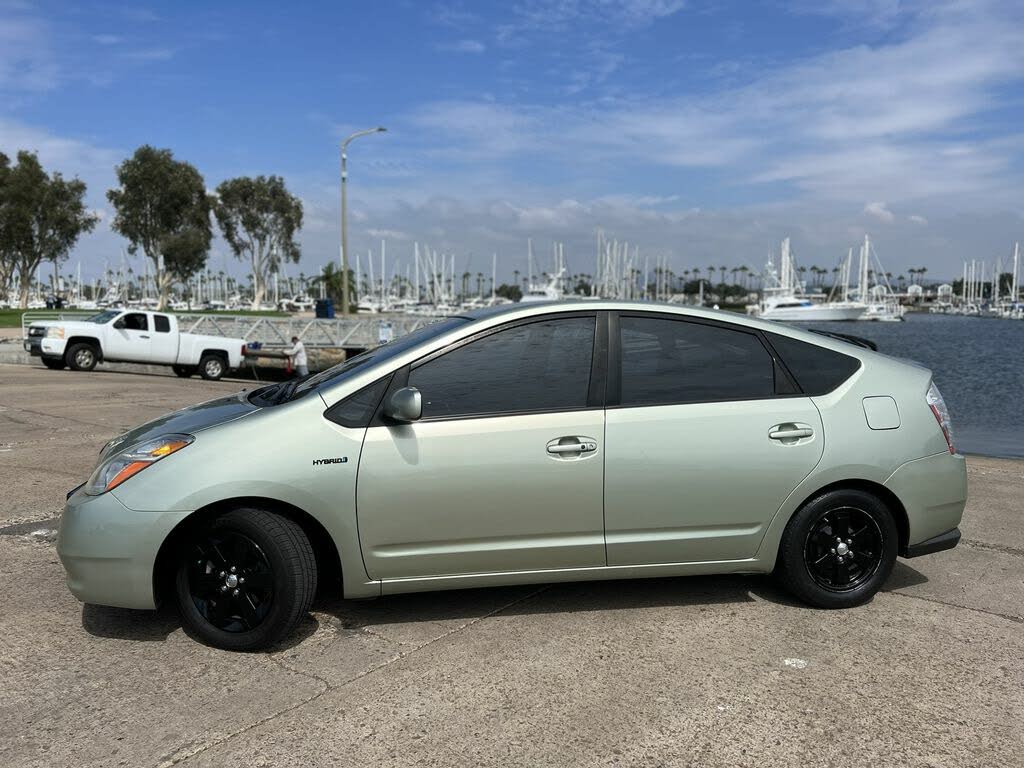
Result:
[42, 357, 65, 370]
[66, 343, 98, 372]
[172, 365, 196, 378]
[199, 354, 226, 381]
[174, 508, 317, 651]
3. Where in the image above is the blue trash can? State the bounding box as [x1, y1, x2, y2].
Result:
[315, 299, 335, 319]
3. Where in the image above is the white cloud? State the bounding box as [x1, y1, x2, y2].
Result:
[435, 39, 486, 54]
[908, 214, 928, 225]
[0, 16, 58, 91]
[864, 202, 895, 222]
[92, 34, 122, 45]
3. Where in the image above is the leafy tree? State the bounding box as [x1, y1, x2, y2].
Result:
[0, 151, 98, 308]
[314, 262, 357, 307]
[213, 175, 302, 310]
[0, 152, 12, 297]
[107, 145, 211, 309]
[494, 282, 522, 302]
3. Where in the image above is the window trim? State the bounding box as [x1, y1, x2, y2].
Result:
[608, 310, 803, 409]
[370, 311, 607, 424]
[324, 373, 394, 428]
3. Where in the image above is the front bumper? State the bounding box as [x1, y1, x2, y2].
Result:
[57, 485, 190, 610]
[24, 338, 42, 356]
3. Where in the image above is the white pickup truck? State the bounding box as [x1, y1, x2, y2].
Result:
[25, 309, 246, 381]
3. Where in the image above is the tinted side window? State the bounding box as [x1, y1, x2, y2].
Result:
[326, 376, 391, 428]
[620, 317, 774, 406]
[767, 333, 862, 395]
[122, 313, 148, 331]
[408, 317, 595, 418]
[154, 315, 171, 333]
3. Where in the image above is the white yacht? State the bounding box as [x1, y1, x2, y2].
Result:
[750, 238, 866, 322]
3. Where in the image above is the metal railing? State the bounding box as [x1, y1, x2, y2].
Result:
[20, 311, 436, 349]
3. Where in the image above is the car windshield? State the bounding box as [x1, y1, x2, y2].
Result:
[84, 310, 122, 324]
[286, 316, 470, 401]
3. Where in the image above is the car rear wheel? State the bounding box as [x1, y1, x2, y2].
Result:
[66, 342, 98, 372]
[777, 489, 897, 609]
[198, 354, 225, 381]
[172, 364, 196, 378]
[175, 508, 317, 651]
[42, 357, 65, 370]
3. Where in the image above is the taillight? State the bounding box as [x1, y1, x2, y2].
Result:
[926, 382, 955, 454]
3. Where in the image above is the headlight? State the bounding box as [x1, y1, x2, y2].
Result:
[85, 434, 194, 495]
[45, 326, 65, 339]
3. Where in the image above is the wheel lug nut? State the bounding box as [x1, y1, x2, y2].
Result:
[230, 566, 237, 573]
[830, 548, 836, 554]
[837, 556, 844, 563]
[846, 539, 852, 545]
[232, 589, 240, 597]
[219, 571, 225, 578]
[238, 577, 245, 584]
[220, 585, 228, 592]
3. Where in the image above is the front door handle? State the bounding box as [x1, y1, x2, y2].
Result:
[139, 334, 150, 339]
[546, 437, 598, 457]
[768, 424, 814, 442]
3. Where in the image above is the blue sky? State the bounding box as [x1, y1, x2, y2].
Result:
[2, 0, 1023, 284]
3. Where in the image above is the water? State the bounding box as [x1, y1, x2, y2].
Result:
[801, 313, 1024, 458]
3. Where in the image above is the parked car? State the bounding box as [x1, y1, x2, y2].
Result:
[25, 309, 246, 381]
[57, 301, 967, 650]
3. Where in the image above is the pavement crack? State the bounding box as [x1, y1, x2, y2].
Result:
[156, 654, 332, 767]
[884, 588, 1024, 624]
[961, 537, 1024, 558]
[164, 586, 550, 766]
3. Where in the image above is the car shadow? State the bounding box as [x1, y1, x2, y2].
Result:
[312, 573, 804, 630]
[883, 560, 930, 590]
[82, 567, 922, 652]
[81, 574, 789, 650]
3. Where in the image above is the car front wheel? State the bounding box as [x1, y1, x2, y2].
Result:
[175, 508, 317, 651]
[777, 489, 897, 609]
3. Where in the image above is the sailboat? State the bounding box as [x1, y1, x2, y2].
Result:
[751, 238, 866, 321]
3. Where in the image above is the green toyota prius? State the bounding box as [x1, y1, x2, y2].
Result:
[58, 302, 967, 651]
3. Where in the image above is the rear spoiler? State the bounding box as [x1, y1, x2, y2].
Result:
[807, 330, 878, 351]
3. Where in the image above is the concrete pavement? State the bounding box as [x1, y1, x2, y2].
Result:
[1, 362, 1021, 767]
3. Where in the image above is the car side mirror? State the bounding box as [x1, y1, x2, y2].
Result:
[113, 318, 125, 329]
[384, 387, 422, 423]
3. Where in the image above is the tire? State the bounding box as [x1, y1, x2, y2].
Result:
[198, 354, 226, 381]
[175, 508, 317, 651]
[66, 342, 98, 372]
[777, 489, 898, 609]
[172, 365, 196, 378]
[42, 357, 65, 370]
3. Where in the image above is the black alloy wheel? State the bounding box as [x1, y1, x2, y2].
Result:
[777, 489, 897, 609]
[175, 508, 316, 651]
[802, 506, 883, 591]
[186, 530, 275, 633]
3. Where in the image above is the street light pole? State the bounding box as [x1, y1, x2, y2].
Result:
[340, 126, 386, 314]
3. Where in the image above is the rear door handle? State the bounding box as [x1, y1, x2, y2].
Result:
[768, 424, 814, 441]
[546, 437, 598, 456]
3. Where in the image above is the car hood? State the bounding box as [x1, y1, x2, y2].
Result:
[99, 391, 259, 460]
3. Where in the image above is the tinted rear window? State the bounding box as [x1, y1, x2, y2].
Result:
[619, 316, 775, 405]
[767, 333, 862, 395]
[154, 315, 170, 333]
